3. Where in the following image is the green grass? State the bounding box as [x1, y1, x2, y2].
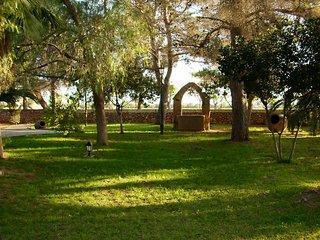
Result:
[1, 124, 320, 239]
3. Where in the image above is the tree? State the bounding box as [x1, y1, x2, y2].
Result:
[193, 68, 228, 107]
[219, 18, 320, 162]
[13, 20, 80, 123]
[134, 0, 197, 133]
[0, 87, 37, 105]
[188, 0, 320, 141]
[0, 0, 57, 91]
[61, 0, 148, 144]
[124, 59, 158, 111]
[60, 0, 108, 144]
[0, 0, 56, 158]
[292, 18, 320, 136]
[106, 58, 157, 134]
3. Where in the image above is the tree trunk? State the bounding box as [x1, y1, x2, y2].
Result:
[23, 97, 28, 110]
[116, 103, 124, 134]
[50, 80, 57, 125]
[93, 91, 108, 145]
[119, 109, 124, 134]
[84, 90, 88, 126]
[288, 122, 301, 162]
[247, 94, 254, 126]
[162, 82, 169, 121]
[230, 80, 249, 141]
[0, 131, 4, 159]
[271, 130, 281, 162]
[230, 26, 249, 142]
[157, 81, 169, 127]
[0, 31, 9, 58]
[34, 91, 49, 110]
[278, 133, 283, 160]
[137, 95, 143, 110]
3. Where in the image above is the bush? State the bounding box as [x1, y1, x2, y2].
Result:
[56, 102, 84, 135]
[43, 97, 84, 135]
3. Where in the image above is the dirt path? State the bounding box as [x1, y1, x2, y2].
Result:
[0, 124, 59, 137]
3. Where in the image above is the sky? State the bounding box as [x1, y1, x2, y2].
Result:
[170, 61, 203, 88]
[170, 61, 206, 104]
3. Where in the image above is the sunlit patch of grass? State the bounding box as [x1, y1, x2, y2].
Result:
[1, 124, 320, 239]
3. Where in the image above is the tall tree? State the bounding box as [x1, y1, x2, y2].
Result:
[0, 0, 56, 158]
[106, 57, 158, 133]
[13, 22, 80, 121]
[134, 0, 196, 132]
[61, 0, 148, 144]
[0, 0, 56, 92]
[190, 0, 320, 141]
[219, 18, 320, 162]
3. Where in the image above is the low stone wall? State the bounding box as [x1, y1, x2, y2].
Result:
[0, 109, 267, 125]
[0, 110, 10, 123]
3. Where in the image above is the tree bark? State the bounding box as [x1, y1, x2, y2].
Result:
[62, 0, 108, 144]
[0, 31, 9, 58]
[158, 82, 169, 122]
[156, 4, 174, 128]
[0, 131, 4, 159]
[137, 95, 143, 110]
[61, 0, 80, 25]
[34, 91, 49, 110]
[50, 79, 57, 125]
[118, 109, 124, 134]
[93, 91, 108, 145]
[230, 80, 249, 141]
[23, 97, 28, 110]
[247, 94, 254, 126]
[230, 26, 249, 142]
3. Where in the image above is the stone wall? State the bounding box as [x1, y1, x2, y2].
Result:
[0, 110, 10, 123]
[0, 109, 267, 125]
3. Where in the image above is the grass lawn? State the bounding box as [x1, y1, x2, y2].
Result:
[0, 123, 320, 239]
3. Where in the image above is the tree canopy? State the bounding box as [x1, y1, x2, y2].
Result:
[218, 17, 320, 161]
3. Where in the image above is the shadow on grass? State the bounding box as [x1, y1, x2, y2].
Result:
[2, 186, 319, 239]
[3, 130, 319, 189]
[1, 125, 320, 239]
[3, 131, 263, 183]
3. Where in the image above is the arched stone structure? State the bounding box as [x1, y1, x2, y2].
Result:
[173, 82, 210, 131]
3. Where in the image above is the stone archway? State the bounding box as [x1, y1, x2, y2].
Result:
[173, 82, 210, 131]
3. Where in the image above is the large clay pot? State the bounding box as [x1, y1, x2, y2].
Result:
[268, 113, 287, 133]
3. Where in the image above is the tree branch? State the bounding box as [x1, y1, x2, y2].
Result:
[47, 43, 79, 61]
[197, 16, 231, 27]
[26, 60, 67, 71]
[61, 0, 81, 26]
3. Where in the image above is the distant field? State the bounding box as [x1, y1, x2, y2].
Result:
[1, 124, 319, 239]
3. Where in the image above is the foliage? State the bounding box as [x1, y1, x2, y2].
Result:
[218, 18, 320, 162]
[188, 0, 320, 142]
[193, 68, 227, 100]
[106, 58, 158, 108]
[0, 0, 57, 92]
[75, 0, 149, 91]
[0, 87, 37, 105]
[1, 124, 320, 239]
[0, 0, 57, 39]
[134, 0, 196, 128]
[55, 106, 83, 136]
[60, 0, 150, 144]
[105, 57, 158, 133]
[44, 94, 84, 135]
